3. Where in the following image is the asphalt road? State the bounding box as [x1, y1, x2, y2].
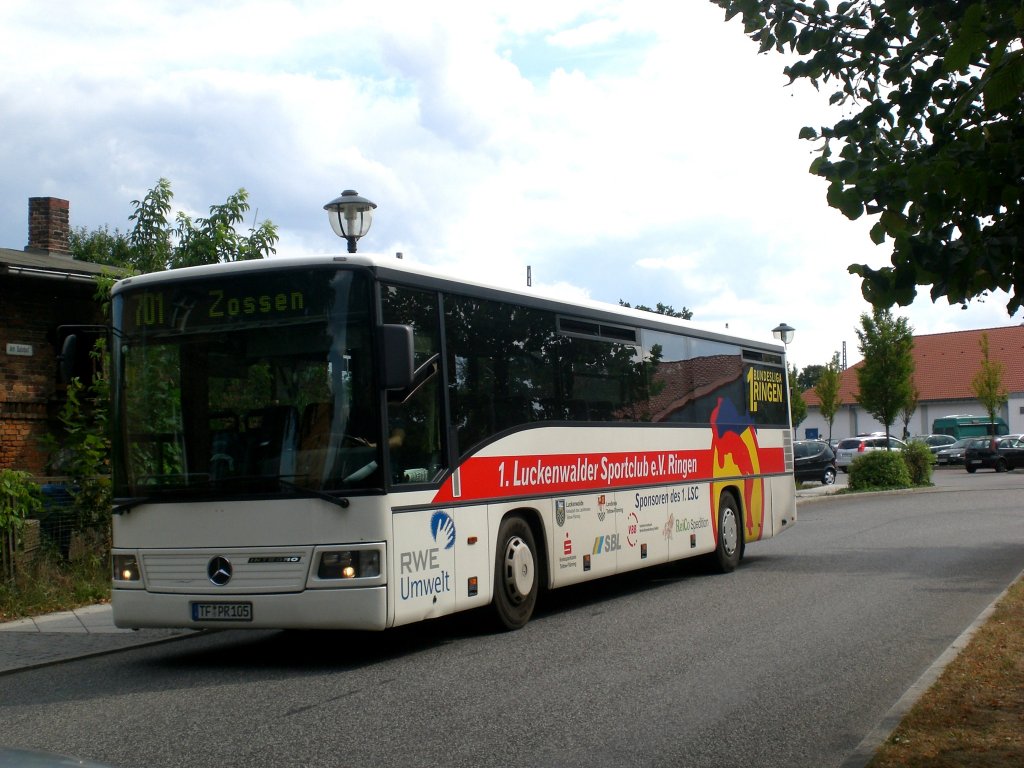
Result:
[2, 468, 1023, 768]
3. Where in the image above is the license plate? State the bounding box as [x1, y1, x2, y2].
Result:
[191, 602, 253, 622]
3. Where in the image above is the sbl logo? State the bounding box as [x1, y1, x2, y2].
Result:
[593, 533, 621, 554]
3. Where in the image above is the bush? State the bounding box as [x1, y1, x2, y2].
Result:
[902, 440, 935, 486]
[848, 450, 912, 491]
[1, 469, 44, 582]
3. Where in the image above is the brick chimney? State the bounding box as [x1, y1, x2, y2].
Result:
[27, 196, 71, 254]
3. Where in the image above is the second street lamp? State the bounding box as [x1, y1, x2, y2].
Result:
[772, 322, 796, 347]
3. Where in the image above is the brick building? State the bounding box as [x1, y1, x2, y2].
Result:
[801, 325, 1024, 441]
[1, 197, 120, 476]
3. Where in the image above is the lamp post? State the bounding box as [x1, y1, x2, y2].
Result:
[324, 190, 376, 253]
[772, 322, 797, 432]
[772, 322, 796, 348]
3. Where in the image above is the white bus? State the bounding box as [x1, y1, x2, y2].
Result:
[106, 255, 796, 631]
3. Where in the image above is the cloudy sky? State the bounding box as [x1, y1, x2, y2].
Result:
[2, 0, 1020, 373]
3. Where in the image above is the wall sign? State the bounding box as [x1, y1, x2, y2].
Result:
[6, 343, 33, 356]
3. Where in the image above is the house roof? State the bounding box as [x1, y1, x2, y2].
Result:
[0, 247, 124, 281]
[804, 325, 1024, 406]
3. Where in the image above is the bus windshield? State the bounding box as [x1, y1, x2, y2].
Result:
[112, 267, 381, 498]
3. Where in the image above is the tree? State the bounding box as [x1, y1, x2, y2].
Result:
[174, 187, 279, 268]
[813, 358, 842, 443]
[899, 382, 920, 439]
[797, 363, 826, 391]
[854, 308, 915, 443]
[69, 224, 133, 268]
[971, 331, 1008, 435]
[789, 364, 808, 428]
[712, 1, 1024, 314]
[619, 300, 693, 319]
[71, 178, 278, 272]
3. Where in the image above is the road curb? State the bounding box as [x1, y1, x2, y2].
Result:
[0, 630, 204, 677]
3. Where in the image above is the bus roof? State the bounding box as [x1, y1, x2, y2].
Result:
[111, 254, 786, 356]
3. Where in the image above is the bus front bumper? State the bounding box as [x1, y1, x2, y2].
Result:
[112, 586, 388, 631]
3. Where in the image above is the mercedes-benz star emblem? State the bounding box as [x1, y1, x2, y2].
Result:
[207, 556, 233, 586]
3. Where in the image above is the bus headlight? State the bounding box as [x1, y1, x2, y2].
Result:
[318, 549, 381, 579]
[112, 554, 142, 584]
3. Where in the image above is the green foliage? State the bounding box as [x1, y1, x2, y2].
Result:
[174, 187, 278, 268]
[813, 360, 842, 442]
[127, 178, 174, 273]
[971, 332, 1008, 432]
[712, 0, 1024, 314]
[855, 308, 914, 435]
[0, 470, 43, 581]
[899, 383, 919, 440]
[0, 545, 110, 621]
[901, 439, 935, 486]
[789, 365, 807, 426]
[848, 450, 912, 490]
[619, 300, 694, 319]
[69, 225, 132, 267]
[70, 178, 279, 273]
[0, 470, 42, 536]
[797, 364, 826, 391]
[43, 340, 112, 538]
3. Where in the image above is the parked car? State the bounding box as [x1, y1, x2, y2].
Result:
[834, 433, 907, 472]
[793, 440, 837, 485]
[935, 438, 973, 466]
[964, 436, 1024, 473]
[910, 434, 957, 454]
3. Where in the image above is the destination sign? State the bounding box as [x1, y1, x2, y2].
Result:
[119, 270, 343, 334]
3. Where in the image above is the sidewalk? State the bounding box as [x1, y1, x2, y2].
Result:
[0, 603, 196, 675]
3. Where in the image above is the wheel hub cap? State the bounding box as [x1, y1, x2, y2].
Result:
[721, 509, 738, 556]
[504, 536, 535, 601]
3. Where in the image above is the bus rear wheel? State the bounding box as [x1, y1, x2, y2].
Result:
[492, 516, 538, 630]
[712, 491, 742, 573]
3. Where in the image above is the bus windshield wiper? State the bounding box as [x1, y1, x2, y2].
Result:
[275, 477, 351, 509]
[113, 495, 167, 515]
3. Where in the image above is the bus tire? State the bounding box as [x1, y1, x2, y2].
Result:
[712, 491, 742, 573]
[492, 515, 539, 630]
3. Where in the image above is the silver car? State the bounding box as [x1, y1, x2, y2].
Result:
[835, 434, 908, 472]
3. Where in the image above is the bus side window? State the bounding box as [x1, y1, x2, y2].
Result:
[381, 283, 447, 485]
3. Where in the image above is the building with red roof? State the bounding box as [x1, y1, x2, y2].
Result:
[800, 325, 1024, 441]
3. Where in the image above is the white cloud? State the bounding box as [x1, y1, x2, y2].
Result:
[1, 0, 1019, 373]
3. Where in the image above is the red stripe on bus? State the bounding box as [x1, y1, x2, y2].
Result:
[431, 446, 786, 504]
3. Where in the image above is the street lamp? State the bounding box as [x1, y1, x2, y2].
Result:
[324, 190, 377, 253]
[772, 322, 796, 347]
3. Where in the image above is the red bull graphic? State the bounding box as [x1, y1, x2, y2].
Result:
[709, 396, 765, 544]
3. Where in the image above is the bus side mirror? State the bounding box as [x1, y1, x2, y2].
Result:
[59, 333, 79, 384]
[381, 324, 414, 390]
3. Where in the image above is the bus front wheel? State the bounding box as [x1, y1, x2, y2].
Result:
[492, 516, 539, 630]
[712, 492, 742, 573]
